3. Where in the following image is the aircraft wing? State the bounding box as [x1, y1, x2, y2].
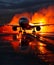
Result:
[30, 23, 54, 27]
[0, 24, 20, 27]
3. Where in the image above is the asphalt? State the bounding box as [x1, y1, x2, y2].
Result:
[0, 34, 54, 65]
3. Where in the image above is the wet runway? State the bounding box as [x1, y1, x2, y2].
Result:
[0, 33, 54, 65]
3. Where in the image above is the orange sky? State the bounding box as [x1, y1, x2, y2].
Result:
[0, 5, 54, 33]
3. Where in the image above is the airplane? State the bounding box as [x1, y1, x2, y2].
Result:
[0, 17, 54, 53]
[0, 17, 54, 32]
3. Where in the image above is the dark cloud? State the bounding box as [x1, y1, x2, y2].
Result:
[0, 0, 54, 9]
[0, 0, 44, 4]
[0, 14, 14, 24]
[0, 0, 54, 24]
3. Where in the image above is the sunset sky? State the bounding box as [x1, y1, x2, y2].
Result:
[0, 0, 54, 24]
[0, 0, 54, 33]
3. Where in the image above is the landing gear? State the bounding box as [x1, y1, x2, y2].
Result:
[32, 28, 36, 37]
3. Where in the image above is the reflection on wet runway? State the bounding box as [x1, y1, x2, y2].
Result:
[0, 33, 54, 65]
[35, 34, 54, 65]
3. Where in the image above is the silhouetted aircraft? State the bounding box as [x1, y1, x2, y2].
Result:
[0, 17, 54, 52]
[0, 17, 54, 31]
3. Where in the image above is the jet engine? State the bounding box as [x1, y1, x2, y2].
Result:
[36, 26, 41, 31]
[12, 26, 17, 31]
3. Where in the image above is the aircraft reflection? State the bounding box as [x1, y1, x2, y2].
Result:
[0, 33, 54, 65]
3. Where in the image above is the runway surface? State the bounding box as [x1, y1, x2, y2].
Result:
[0, 33, 54, 65]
